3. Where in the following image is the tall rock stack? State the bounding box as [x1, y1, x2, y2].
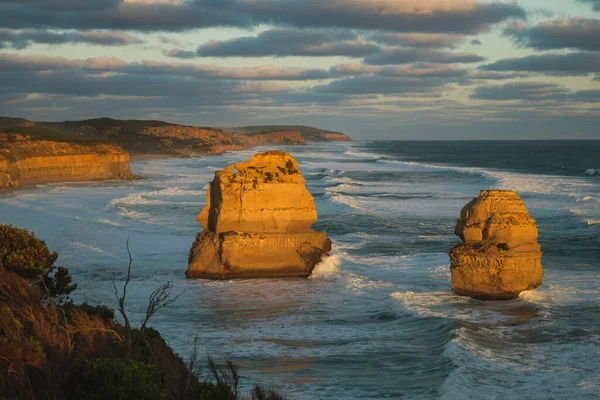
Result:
[187, 150, 332, 279]
[449, 190, 543, 300]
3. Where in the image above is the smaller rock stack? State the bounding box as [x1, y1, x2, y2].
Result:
[449, 190, 543, 300]
[187, 150, 331, 279]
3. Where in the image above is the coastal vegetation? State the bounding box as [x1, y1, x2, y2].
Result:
[0, 224, 285, 399]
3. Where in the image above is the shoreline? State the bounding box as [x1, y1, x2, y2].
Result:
[0, 174, 143, 195]
[0, 141, 351, 194]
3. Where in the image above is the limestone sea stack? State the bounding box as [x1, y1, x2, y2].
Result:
[449, 190, 543, 300]
[187, 150, 332, 279]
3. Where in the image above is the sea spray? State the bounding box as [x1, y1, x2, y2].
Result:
[310, 253, 342, 280]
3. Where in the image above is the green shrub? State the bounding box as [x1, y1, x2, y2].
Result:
[0, 224, 76, 302]
[78, 302, 116, 323]
[0, 224, 56, 278]
[64, 358, 169, 400]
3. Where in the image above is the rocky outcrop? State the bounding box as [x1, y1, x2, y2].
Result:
[187, 150, 331, 279]
[449, 190, 543, 300]
[0, 135, 136, 189]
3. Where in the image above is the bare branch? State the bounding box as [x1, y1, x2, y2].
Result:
[140, 282, 184, 332]
[113, 237, 132, 329]
[112, 237, 134, 358]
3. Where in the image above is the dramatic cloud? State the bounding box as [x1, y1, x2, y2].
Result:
[364, 48, 485, 65]
[471, 82, 569, 101]
[0, 53, 330, 80]
[331, 63, 468, 79]
[471, 82, 600, 103]
[313, 75, 449, 95]
[236, 0, 526, 34]
[505, 18, 600, 51]
[195, 28, 379, 58]
[480, 52, 600, 74]
[0, 0, 525, 33]
[0, 29, 143, 49]
[367, 33, 467, 48]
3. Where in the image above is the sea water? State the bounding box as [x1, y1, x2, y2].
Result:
[1, 141, 599, 399]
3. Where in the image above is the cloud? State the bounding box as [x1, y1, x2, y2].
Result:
[480, 52, 600, 74]
[504, 18, 600, 51]
[0, 1, 248, 31]
[330, 63, 468, 78]
[0, 52, 330, 80]
[364, 47, 485, 65]
[162, 48, 197, 59]
[467, 71, 530, 80]
[313, 75, 448, 95]
[0, 29, 143, 48]
[0, 0, 525, 33]
[578, 0, 600, 11]
[471, 39, 482, 45]
[367, 33, 466, 48]
[195, 28, 379, 58]
[470, 82, 569, 101]
[237, 0, 526, 34]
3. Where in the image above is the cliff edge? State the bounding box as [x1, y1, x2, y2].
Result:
[187, 150, 332, 279]
[449, 190, 543, 300]
[0, 131, 135, 189]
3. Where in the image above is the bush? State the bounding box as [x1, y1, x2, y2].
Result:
[252, 385, 287, 400]
[0, 224, 76, 302]
[64, 358, 169, 400]
[0, 224, 56, 278]
[78, 302, 115, 323]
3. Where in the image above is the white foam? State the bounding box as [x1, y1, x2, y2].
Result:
[344, 148, 383, 160]
[110, 193, 167, 206]
[586, 168, 598, 176]
[391, 291, 479, 320]
[72, 242, 119, 259]
[97, 218, 122, 227]
[310, 253, 342, 281]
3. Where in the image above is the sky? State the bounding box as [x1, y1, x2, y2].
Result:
[1, 0, 599, 139]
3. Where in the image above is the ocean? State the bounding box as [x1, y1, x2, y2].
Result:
[1, 141, 599, 399]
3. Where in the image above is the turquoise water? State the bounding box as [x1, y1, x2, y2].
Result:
[1, 141, 599, 399]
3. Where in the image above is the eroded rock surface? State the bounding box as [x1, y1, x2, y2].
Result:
[449, 190, 543, 300]
[187, 150, 331, 279]
[0, 134, 135, 189]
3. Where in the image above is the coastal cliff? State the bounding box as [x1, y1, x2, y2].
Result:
[449, 190, 543, 300]
[0, 133, 135, 189]
[0, 116, 351, 189]
[230, 125, 353, 142]
[187, 150, 332, 279]
[23, 117, 347, 156]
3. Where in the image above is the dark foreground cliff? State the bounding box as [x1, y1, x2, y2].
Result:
[0, 224, 286, 400]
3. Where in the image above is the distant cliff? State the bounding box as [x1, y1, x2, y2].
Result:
[230, 125, 353, 142]
[0, 116, 352, 189]
[0, 132, 135, 189]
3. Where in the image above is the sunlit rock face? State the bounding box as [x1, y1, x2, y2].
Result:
[0, 136, 134, 189]
[449, 190, 543, 300]
[187, 150, 332, 279]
